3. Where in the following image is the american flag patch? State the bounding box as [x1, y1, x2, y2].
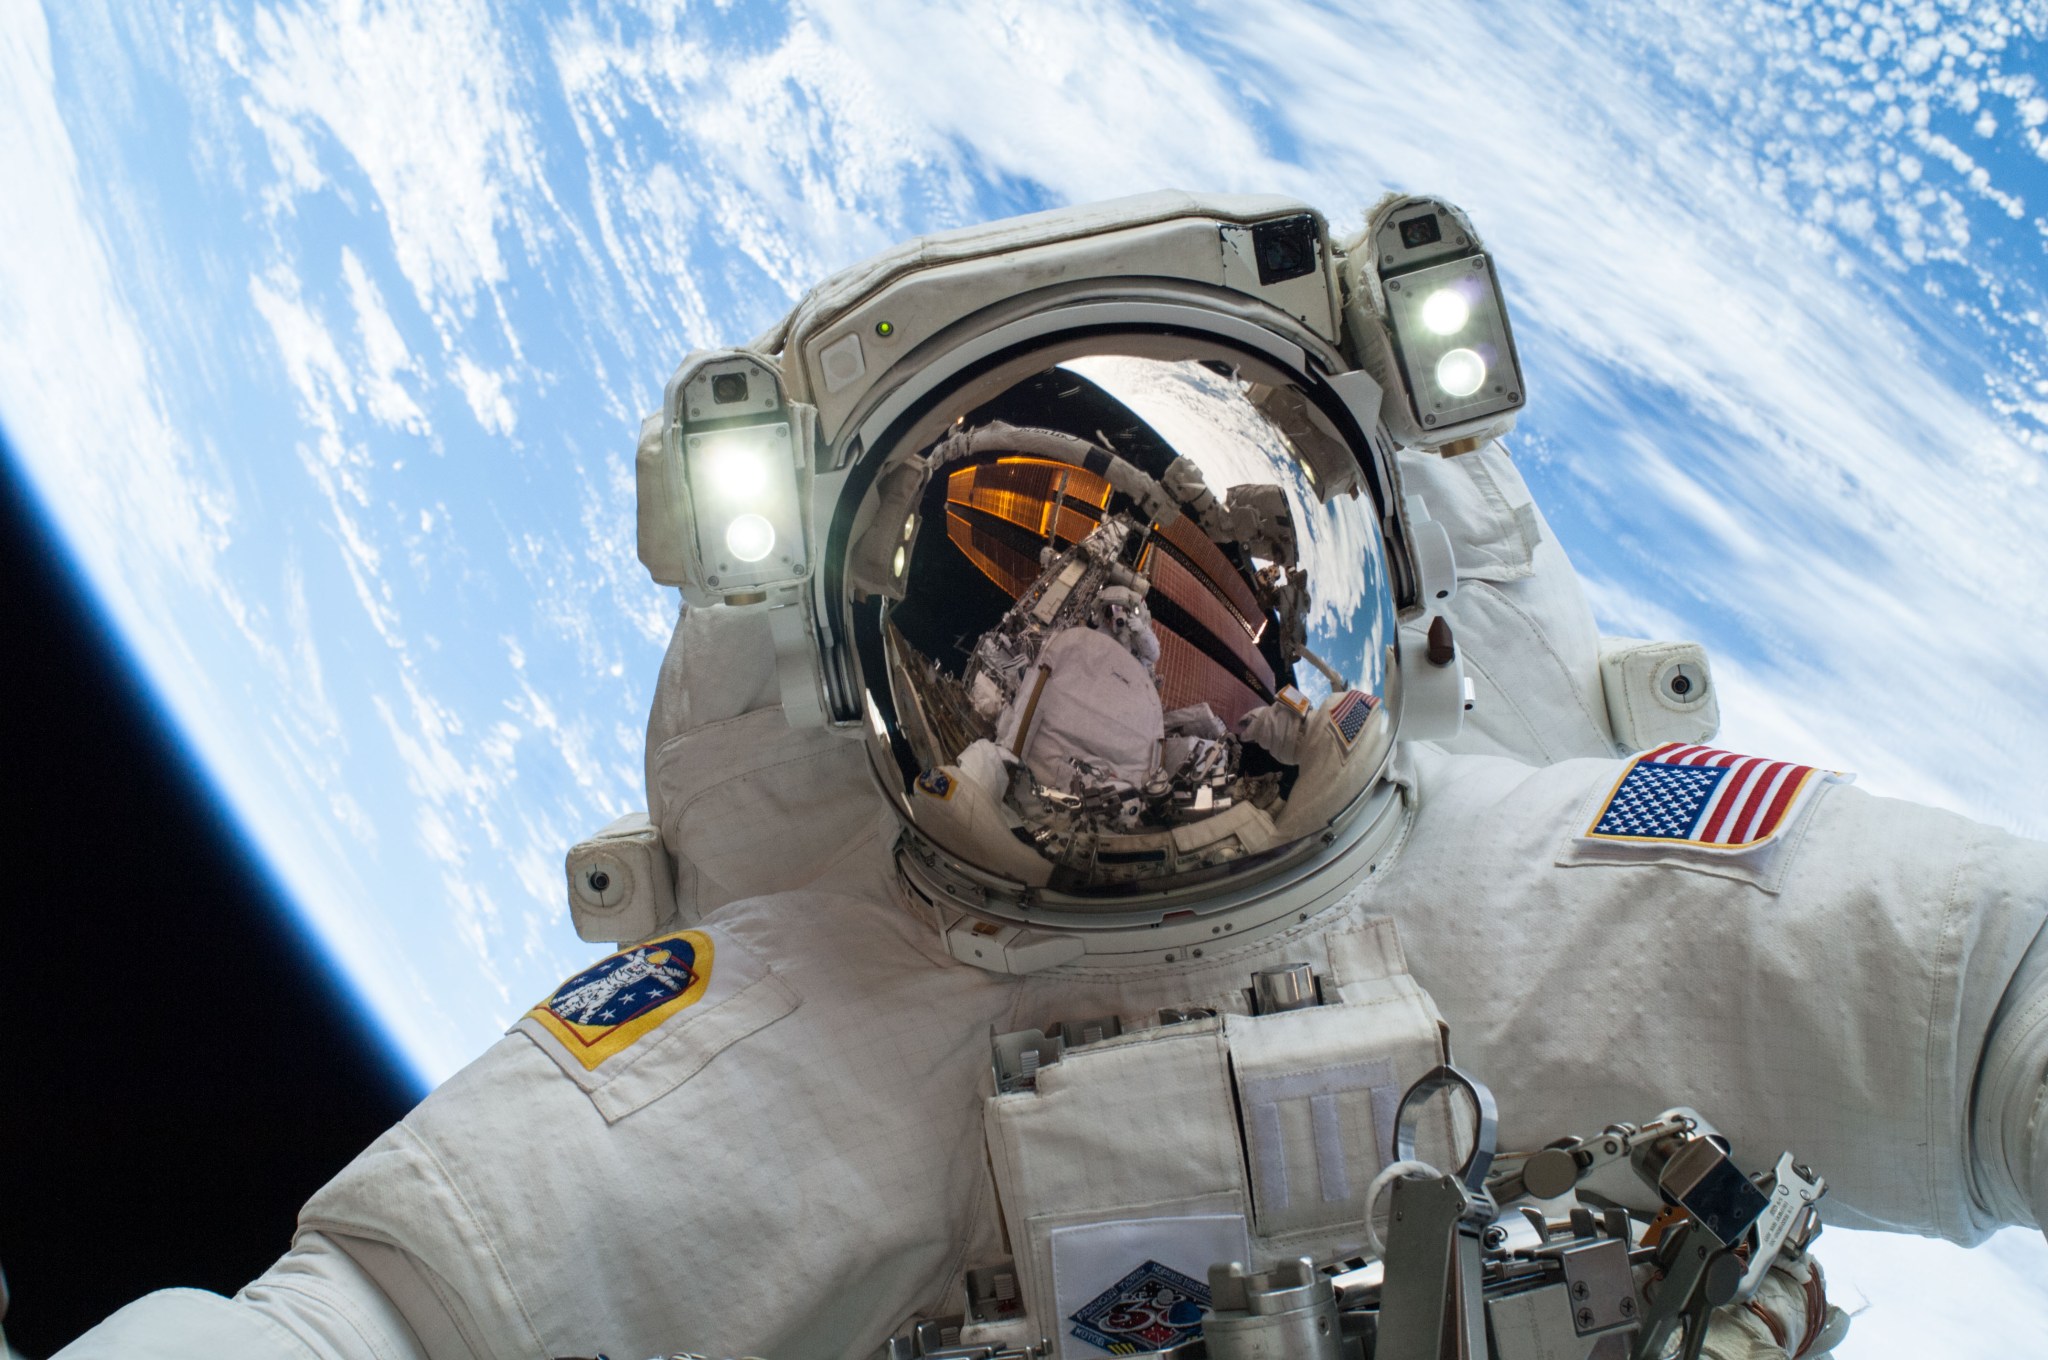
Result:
[1327, 690, 1379, 750]
[1588, 743, 1826, 849]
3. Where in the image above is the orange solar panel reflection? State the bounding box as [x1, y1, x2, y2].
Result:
[948, 459, 1112, 542]
[946, 510, 1039, 599]
[942, 455, 1277, 725]
[1156, 627, 1264, 727]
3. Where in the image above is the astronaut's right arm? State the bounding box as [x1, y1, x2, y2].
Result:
[55, 1232, 431, 1360]
[1977, 920, 2048, 1236]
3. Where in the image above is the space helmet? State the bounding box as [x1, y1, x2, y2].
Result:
[635, 192, 1526, 968]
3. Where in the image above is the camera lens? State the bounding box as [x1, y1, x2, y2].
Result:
[1398, 214, 1442, 250]
[1251, 213, 1318, 285]
[711, 372, 750, 405]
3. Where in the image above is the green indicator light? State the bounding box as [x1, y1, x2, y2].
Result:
[874, 320, 894, 338]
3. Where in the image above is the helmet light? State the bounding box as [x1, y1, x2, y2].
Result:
[1368, 199, 1526, 441]
[647, 353, 811, 601]
[725, 513, 777, 563]
[1419, 288, 1470, 336]
[1435, 348, 1486, 397]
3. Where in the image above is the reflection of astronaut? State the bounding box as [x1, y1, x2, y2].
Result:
[63, 194, 2046, 1360]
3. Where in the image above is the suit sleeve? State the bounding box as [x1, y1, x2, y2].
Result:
[52, 1233, 429, 1360]
[1974, 922, 2048, 1235]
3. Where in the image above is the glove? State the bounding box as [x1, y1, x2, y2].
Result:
[1701, 1249, 1849, 1360]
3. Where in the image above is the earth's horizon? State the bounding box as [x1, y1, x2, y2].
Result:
[5, 0, 2045, 1351]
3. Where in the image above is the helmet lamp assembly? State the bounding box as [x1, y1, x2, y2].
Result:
[633, 191, 1522, 952]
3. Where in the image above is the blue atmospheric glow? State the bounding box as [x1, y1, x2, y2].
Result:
[0, 421, 423, 1094]
[3, 2, 2045, 1349]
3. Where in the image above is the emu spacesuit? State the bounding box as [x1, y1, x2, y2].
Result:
[58, 194, 2048, 1360]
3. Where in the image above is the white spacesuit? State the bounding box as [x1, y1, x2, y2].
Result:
[60, 193, 2047, 1360]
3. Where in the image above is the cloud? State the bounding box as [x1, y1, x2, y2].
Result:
[250, 264, 358, 429]
[0, 1, 486, 1084]
[452, 353, 517, 435]
[224, 0, 548, 336]
[341, 245, 428, 432]
[13, 3, 2047, 1337]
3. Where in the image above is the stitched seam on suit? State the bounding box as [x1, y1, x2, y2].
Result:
[810, 821, 884, 880]
[918, 1109, 1001, 1339]
[671, 692, 787, 742]
[1970, 942, 2048, 1219]
[672, 742, 865, 824]
[1469, 580, 1611, 749]
[246, 1275, 422, 1360]
[1926, 849, 1971, 1238]
[400, 1123, 553, 1359]
[1980, 987, 2048, 1110]
[207, 1285, 338, 1360]
[650, 701, 785, 769]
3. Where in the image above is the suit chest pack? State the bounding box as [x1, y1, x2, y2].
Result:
[957, 922, 1466, 1360]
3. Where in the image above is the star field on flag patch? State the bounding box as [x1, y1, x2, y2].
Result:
[1587, 743, 1825, 849]
[524, 931, 715, 1070]
[1327, 689, 1379, 751]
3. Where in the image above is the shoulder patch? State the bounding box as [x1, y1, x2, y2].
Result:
[1560, 743, 1851, 890]
[514, 928, 799, 1121]
[1327, 690, 1380, 751]
[526, 931, 718, 1071]
[1585, 743, 1840, 848]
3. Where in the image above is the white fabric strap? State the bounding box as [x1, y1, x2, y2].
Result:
[1222, 970, 1453, 1245]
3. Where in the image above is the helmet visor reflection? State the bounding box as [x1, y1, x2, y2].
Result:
[870, 350, 1396, 896]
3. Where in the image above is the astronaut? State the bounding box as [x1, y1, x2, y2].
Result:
[60, 193, 2047, 1360]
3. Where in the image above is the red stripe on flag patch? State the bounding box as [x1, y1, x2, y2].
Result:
[1586, 744, 1827, 849]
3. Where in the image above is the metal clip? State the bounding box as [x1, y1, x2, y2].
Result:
[1655, 1139, 1768, 1247]
[1374, 1172, 1488, 1359]
[1394, 1064, 1500, 1209]
[1203, 1258, 1340, 1360]
[1057, 1015, 1124, 1048]
[1732, 1153, 1826, 1302]
[966, 1264, 1026, 1323]
[1249, 963, 1321, 1014]
[1630, 1222, 1743, 1360]
[991, 1028, 1061, 1094]
[873, 1316, 1041, 1360]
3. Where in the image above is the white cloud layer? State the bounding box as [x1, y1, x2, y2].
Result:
[3, 0, 2044, 1351]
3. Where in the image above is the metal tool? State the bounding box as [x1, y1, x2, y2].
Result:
[873, 1072, 1831, 1360]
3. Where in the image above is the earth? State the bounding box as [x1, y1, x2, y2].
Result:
[3, 0, 2046, 1350]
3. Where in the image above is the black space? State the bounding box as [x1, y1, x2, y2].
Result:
[0, 440, 421, 1358]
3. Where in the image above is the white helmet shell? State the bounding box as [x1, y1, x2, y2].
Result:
[643, 192, 1493, 966]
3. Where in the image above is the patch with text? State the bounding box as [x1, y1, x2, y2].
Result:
[1069, 1260, 1209, 1355]
[525, 931, 713, 1071]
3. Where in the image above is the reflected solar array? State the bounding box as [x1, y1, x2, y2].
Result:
[944, 456, 1279, 724]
